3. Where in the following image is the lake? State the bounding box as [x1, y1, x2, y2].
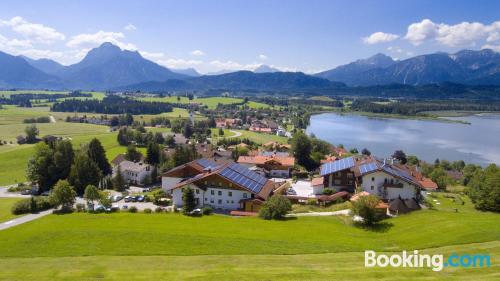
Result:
[307, 113, 500, 166]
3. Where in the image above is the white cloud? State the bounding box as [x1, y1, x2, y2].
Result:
[158, 58, 203, 69]
[190, 50, 205, 56]
[482, 44, 500, 52]
[7, 38, 32, 48]
[66, 30, 136, 50]
[1, 16, 65, 44]
[258, 54, 268, 60]
[124, 24, 137, 31]
[363, 32, 399, 44]
[140, 51, 166, 60]
[405, 19, 500, 47]
[387, 46, 403, 53]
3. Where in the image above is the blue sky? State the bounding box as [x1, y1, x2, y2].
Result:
[0, 0, 499, 73]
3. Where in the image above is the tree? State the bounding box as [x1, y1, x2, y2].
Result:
[83, 184, 100, 210]
[183, 122, 194, 139]
[112, 166, 126, 191]
[259, 195, 292, 220]
[146, 142, 160, 165]
[291, 130, 312, 168]
[87, 138, 112, 175]
[26, 142, 54, 191]
[406, 155, 419, 166]
[182, 187, 196, 214]
[361, 148, 371, 156]
[218, 128, 224, 136]
[25, 124, 39, 143]
[231, 146, 249, 161]
[125, 145, 142, 162]
[53, 140, 74, 180]
[467, 164, 500, 212]
[392, 150, 407, 164]
[349, 148, 359, 154]
[154, 132, 165, 144]
[429, 166, 449, 190]
[351, 194, 382, 225]
[68, 151, 102, 195]
[50, 180, 76, 212]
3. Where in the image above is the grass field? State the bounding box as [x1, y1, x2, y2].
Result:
[0, 207, 497, 280]
[139, 96, 272, 109]
[0, 198, 22, 223]
[234, 129, 289, 144]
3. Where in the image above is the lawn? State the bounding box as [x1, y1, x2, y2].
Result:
[0, 241, 497, 280]
[0, 209, 498, 280]
[0, 198, 22, 223]
[138, 96, 273, 110]
[0, 209, 498, 257]
[235, 129, 289, 144]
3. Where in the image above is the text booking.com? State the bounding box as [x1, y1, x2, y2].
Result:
[365, 250, 491, 272]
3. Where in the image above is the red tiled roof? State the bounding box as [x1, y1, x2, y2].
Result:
[237, 155, 295, 167]
[419, 178, 438, 190]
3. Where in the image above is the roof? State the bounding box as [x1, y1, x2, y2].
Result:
[320, 156, 355, 176]
[260, 151, 290, 157]
[419, 178, 438, 190]
[356, 157, 425, 188]
[350, 191, 371, 201]
[119, 160, 151, 173]
[169, 160, 275, 200]
[111, 154, 126, 166]
[317, 191, 350, 202]
[237, 155, 295, 167]
[311, 177, 324, 187]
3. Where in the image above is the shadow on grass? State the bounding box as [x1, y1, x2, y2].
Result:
[353, 221, 394, 233]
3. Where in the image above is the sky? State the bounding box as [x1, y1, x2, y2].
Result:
[0, 0, 499, 74]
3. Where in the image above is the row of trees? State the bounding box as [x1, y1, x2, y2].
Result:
[27, 138, 111, 194]
[291, 131, 333, 170]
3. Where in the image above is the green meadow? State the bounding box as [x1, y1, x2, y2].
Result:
[0, 207, 497, 280]
[0, 198, 22, 223]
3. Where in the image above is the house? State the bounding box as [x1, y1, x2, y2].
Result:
[319, 156, 357, 193]
[162, 159, 276, 211]
[215, 118, 240, 128]
[112, 155, 153, 186]
[249, 119, 278, 133]
[318, 156, 437, 201]
[237, 154, 295, 178]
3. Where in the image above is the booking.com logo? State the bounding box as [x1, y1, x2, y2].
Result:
[365, 250, 491, 272]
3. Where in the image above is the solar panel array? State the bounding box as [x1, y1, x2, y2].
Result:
[320, 157, 355, 176]
[196, 159, 217, 169]
[382, 165, 415, 184]
[359, 162, 378, 174]
[219, 163, 268, 193]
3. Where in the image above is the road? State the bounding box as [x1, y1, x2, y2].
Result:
[0, 187, 30, 198]
[0, 209, 53, 231]
[286, 209, 350, 217]
[228, 130, 242, 138]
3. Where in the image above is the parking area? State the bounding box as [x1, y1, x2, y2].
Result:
[290, 180, 315, 198]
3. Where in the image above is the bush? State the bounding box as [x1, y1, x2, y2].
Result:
[155, 207, 163, 213]
[323, 188, 334, 195]
[129, 206, 138, 213]
[11, 199, 32, 215]
[202, 206, 213, 215]
[306, 198, 317, 205]
[11, 196, 55, 215]
[350, 194, 383, 225]
[259, 195, 292, 220]
[75, 203, 86, 212]
[144, 208, 152, 213]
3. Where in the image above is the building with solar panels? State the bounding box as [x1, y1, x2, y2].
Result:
[318, 156, 437, 201]
[162, 159, 277, 212]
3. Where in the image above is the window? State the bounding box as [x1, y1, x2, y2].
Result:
[211, 190, 214, 195]
[218, 182, 222, 186]
[218, 199, 222, 204]
[226, 200, 229, 203]
[228, 191, 232, 197]
[218, 191, 222, 196]
[371, 186, 374, 190]
[210, 199, 214, 204]
[195, 189, 200, 194]
[243, 193, 247, 198]
[204, 198, 207, 201]
[229, 183, 232, 187]
[371, 177, 375, 182]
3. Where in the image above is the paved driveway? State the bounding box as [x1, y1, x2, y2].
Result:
[0, 187, 30, 198]
[0, 209, 53, 231]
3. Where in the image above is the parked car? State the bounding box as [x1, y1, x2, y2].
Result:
[122, 205, 129, 210]
[21, 189, 32, 195]
[189, 208, 202, 216]
[111, 195, 123, 202]
[111, 205, 120, 211]
[135, 195, 145, 202]
[143, 188, 151, 192]
[124, 196, 134, 202]
[287, 189, 297, 195]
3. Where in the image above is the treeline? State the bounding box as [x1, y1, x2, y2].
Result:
[351, 99, 500, 115]
[0, 91, 91, 107]
[51, 96, 174, 115]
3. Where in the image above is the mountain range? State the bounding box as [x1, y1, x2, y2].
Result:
[316, 49, 500, 86]
[0, 42, 499, 91]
